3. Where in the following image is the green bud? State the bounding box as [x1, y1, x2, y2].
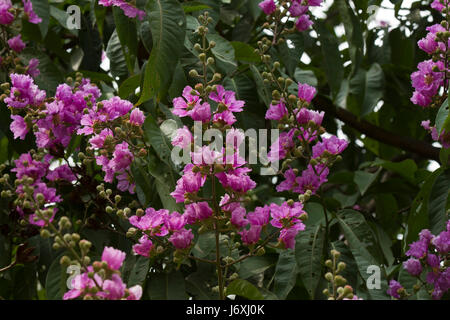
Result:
[325, 272, 333, 282]
[40, 229, 51, 239]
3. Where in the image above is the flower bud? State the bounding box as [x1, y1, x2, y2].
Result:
[325, 272, 333, 282]
[40, 229, 51, 238]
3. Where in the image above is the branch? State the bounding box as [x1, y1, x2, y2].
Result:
[313, 95, 441, 162]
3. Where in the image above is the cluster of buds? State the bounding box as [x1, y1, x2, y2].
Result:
[323, 249, 359, 300]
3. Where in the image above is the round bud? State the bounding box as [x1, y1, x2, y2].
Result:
[40, 229, 51, 238]
[325, 272, 333, 282]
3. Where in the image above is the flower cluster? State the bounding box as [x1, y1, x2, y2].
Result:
[129, 207, 195, 257]
[64, 247, 142, 300]
[10, 152, 76, 227]
[98, 0, 146, 20]
[258, 0, 324, 32]
[411, 1, 448, 107]
[388, 222, 450, 299]
[421, 120, 450, 148]
[0, 0, 41, 77]
[267, 82, 348, 196]
[78, 96, 146, 193]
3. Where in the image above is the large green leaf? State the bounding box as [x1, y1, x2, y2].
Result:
[113, 7, 138, 72]
[106, 30, 129, 80]
[147, 271, 187, 300]
[337, 210, 389, 300]
[226, 279, 265, 300]
[45, 256, 67, 300]
[435, 97, 450, 135]
[138, 0, 186, 104]
[30, 0, 50, 38]
[273, 250, 298, 299]
[127, 256, 150, 287]
[316, 21, 344, 99]
[295, 222, 325, 299]
[349, 63, 385, 116]
[405, 168, 443, 248]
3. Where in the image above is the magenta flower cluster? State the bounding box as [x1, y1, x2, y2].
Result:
[388, 222, 450, 299]
[258, 0, 324, 32]
[64, 247, 142, 300]
[98, 0, 146, 20]
[267, 82, 348, 196]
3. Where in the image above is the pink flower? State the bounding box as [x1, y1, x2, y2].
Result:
[267, 129, 296, 162]
[10, 115, 28, 140]
[247, 206, 270, 226]
[101, 274, 126, 300]
[98, 0, 145, 20]
[173, 86, 209, 120]
[133, 235, 154, 257]
[259, 0, 276, 15]
[184, 202, 213, 224]
[171, 164, 207, 203]
[165, 212, 186, 231]
[46, 165, 77, 182]
[22, 0, 42, 24]
[172, 126, 193, 149]
[109, 142, 134, 172]
[101, 247, 126, 270]
[8, 35, 26, 52]
[239, 225, 262, 245]
[210, 85, 245, 125]
[129, 208, 169, 236]
[265, 101, 288, 120]
[290, 2, 308, 17]
[127, 285, 143, 300]
[279, 223, 304, 249]
[431, 0, 445, 12]
[129, 108, 145, 125]
[5, 73, 46, 109]
[298, 83, 317, 102]
[295, 108, 324, 126]
[231, 207, 248, 228]
[312, 135, 348, 158]
[215, 167, 256, 193]
[169, 229, 194, 249]
[0, 0, 14, 25]
[295, 14, 313, 32]
[27, 58, 40, 78]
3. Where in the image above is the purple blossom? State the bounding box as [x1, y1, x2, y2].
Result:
[10, 115, 28, 140]
[98, 0, 146, 20]
[169, 229, 194, 249]
[172, 126, 193, 149]
[129, 108, 145, 126]
[22, 0, 42, 24]
[265, 101, 288, 120]
[184, 202, 213, 224]
[133, 235, 154, 257]
[259, 0, 276, 15]
[298, 83, 317, 102]
[8, 35, 26, 52]
[312, 135, 348, 158]
[5, 74, 46, 109]
[0, 0, 14, 25]
[387, 280, 404, 299]
[295, 14, 314, 32]
[239, 225, 262, 245]
[403, 258, 422, 276]
[101, 247, 126, 270]
[210, 85, 245, 125]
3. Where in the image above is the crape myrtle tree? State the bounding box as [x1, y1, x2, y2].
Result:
[0, 0, 448, 300]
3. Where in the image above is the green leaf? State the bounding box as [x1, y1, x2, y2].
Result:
[428, 169, 450, 235]
[435, 97, 450, 135]
[295, 222, 325, 299]
[237, 256, 275, 280]
[147, 271, 187, 300]
[131, 159, 154, 207]
[405, 168, 443, 248]
[337, 210, 389, 300]
[127, 256, 150, 287]
[273, 250, 298, 299]
[349, 63, 385, 116]
[45, 256, 67, 300]
[30, 0, 50, 38]
[316, 21, 344, 99]
[354, 169, 380, 196]
[181, 1, 212, 13]
[113, 7, 138, 72]
[373, 159, 418, 184]
[226, 279, 265, 300]
[231, 41, 260, 63]
[106, 30, 129, 81]
[119, 74, 141, 99]
[206, 33, 237, 74]
[138, 0, 186, 104]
